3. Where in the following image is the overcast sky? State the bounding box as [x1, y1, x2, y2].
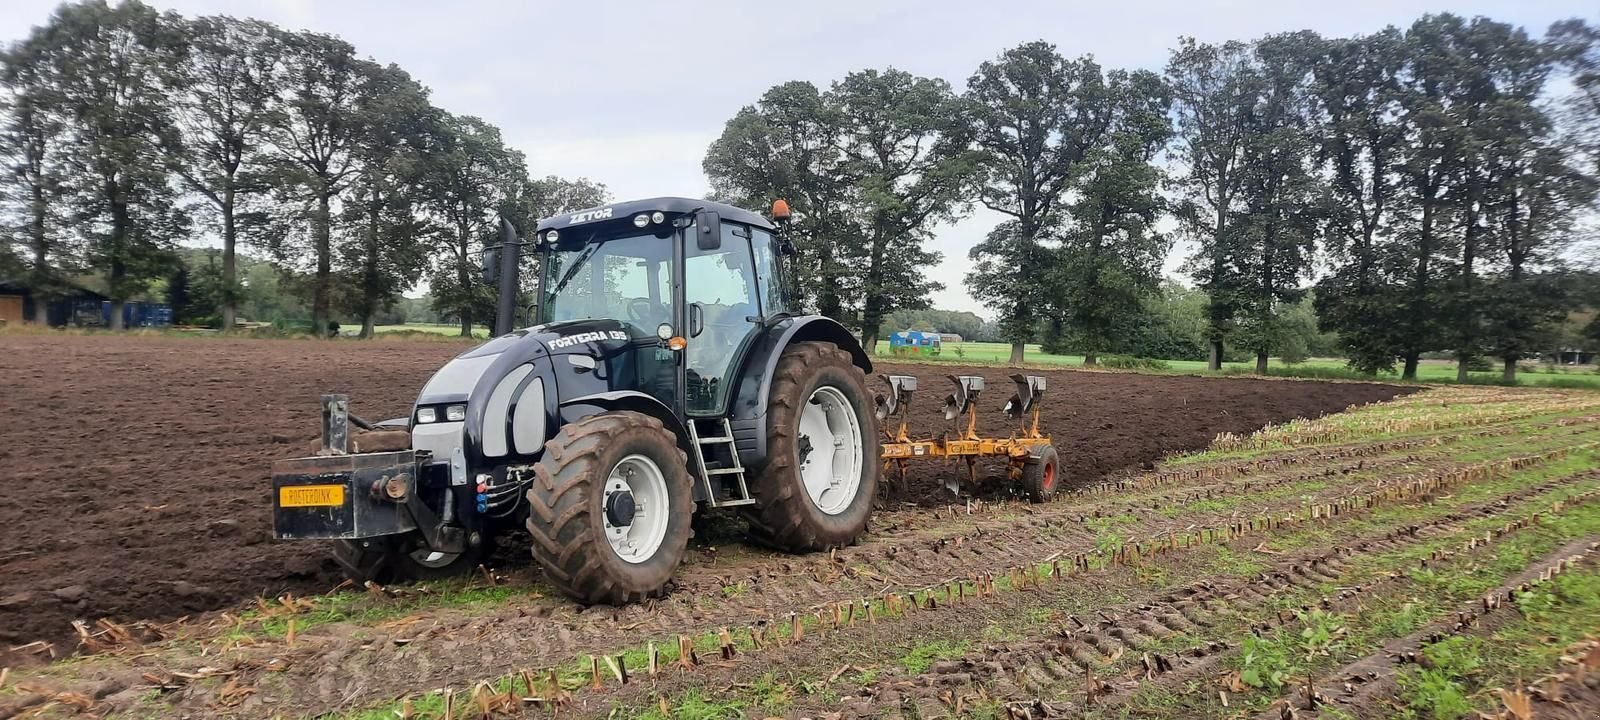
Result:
[4, 1, 1594, 316]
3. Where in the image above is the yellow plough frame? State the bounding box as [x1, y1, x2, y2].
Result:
[877, 374, 1060, 501]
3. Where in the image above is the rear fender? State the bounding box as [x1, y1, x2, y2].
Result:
[728, 316, 872, 468]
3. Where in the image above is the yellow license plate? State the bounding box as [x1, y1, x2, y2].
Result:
[279, 484, 346, 508]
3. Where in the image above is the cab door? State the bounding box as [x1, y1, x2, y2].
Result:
[682, 222, 765, 417]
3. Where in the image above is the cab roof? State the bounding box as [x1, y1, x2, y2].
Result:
[534, 197, 774, 234]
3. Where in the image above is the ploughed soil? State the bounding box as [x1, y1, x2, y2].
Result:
[0, 333, 1412, 662]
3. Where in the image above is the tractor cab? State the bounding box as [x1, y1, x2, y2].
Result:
[529, 198, 790, 418]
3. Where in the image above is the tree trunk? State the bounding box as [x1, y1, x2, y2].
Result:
[1456, 359, 1470, 383]
[1083, 352, 1097, 367]
[1208, 340, 1223, 372]
[220, 189, 237, 332]
[1256, 351, 1269, 375]
[1009, 342, 1025, 365]
[26, 176, 48, 324]
[361, 313, 376, 339]
[859, 324, 879, 355]
[108, 190, 129, 332]
[1402, 351, 1420, 381]
[312, 191, 332, 337]
[1502, 357, 1517, 384]
[457, 228, 473, 337]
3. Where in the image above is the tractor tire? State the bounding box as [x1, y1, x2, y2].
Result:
[743, 341, 879, 552]
[1021, 444, 1060, 503]
[525, 411, 694, 605]
[332, 532, 490, 585]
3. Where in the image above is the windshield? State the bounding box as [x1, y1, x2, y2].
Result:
[541, 232, 672, 331]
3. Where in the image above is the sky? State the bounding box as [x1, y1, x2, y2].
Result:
[3, 0, 1595, 317]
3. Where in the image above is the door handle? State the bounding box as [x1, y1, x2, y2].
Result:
[689, 303, 705, 337]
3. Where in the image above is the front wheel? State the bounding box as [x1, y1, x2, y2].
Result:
[744, 341, 879, 551]
[332, 532, 491, 585]
[525, 411, 694, 604]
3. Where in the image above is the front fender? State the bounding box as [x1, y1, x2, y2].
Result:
[557, 390, 703, 501]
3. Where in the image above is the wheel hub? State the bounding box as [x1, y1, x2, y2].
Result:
[605, 489, 637, 527]
[602, 455, 670, 565]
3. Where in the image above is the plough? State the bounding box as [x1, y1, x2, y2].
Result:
[876, 374, 1060, 501]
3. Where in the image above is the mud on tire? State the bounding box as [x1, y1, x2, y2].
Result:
[743, 341, 879, 552]
[525, 411, 694, 604]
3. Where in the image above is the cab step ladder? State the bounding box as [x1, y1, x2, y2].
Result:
[688, 418, 755, 507]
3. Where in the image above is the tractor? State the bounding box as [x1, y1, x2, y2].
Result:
[272, 197, 881, 603]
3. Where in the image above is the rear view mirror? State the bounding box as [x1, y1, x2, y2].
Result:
[695, 211, 721, 250]
[481, 248, 500, 284]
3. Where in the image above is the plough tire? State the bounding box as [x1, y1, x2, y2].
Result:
[1021, 444, 1060, 503]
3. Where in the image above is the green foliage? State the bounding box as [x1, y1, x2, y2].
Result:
[900, 640, 969, 674]
[1237, 631, 1295, 690]
[1396, 637, 1483, 720]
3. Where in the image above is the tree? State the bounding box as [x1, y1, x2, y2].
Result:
[166, 262, 190, 322]
[1231, 32, 1324, 374]
[1483, 142, 1596, 381]
[1310, 28, 1409, 374]
[168, 14, 281, 331]
[421, 113, 527, 336]
[0, 36, 73, 321]
[34, 0, 188, 329]
[338, 64, 435, 338]
[704, 81, 858, 319]
[1167, 37, 1260, 370]
[267, 29, 371, 336]
[831, 68, 973, 351]
[1047, 68, 1171, 365]
[964, 42, 1114, 364]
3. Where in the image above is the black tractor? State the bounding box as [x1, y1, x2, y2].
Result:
[272, 198, 879, 603]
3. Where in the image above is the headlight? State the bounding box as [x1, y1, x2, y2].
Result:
[651, 211, 665, 224]
[545, 230, 559, 243]
[633, 213, 650, 228]
[416, 407, 437, 424]
[445, 404, 466, 422]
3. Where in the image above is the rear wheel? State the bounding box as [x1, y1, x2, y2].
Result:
[1021, 444, 1060, 503]
[744, 341, 879, 551]
[525, 411, 693, 604]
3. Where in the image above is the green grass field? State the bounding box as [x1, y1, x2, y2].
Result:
[873, 340, 1600, 388]
[373, 323, 488, 339]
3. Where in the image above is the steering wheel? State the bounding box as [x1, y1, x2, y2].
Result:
[626, 298, 656, 326]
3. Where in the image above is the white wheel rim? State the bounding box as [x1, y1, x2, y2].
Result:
[409, 549, 458, 568]
[603, 454, 670, 564]
[798, 385, 863, 515]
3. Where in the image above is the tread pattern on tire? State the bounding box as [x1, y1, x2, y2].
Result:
[742, 341, 877, 552]
[525, 411, 692, 604]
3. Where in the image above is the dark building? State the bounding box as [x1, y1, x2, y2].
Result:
[0, 278, 171, 328]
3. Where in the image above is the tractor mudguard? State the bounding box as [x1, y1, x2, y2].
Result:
[727, 316, 872, 468]
[557, 389, 701, 492]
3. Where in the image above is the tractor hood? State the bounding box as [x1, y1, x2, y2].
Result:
[417, 319, 647, 406]
[414, 318, 666, 469]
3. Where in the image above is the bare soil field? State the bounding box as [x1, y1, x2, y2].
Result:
[0, 333, 1409, 666]
[16, 335, 1600, 720]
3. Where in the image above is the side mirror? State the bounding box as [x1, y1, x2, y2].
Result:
[481, 247, 500, 284]
[695, 211, 721, 250]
